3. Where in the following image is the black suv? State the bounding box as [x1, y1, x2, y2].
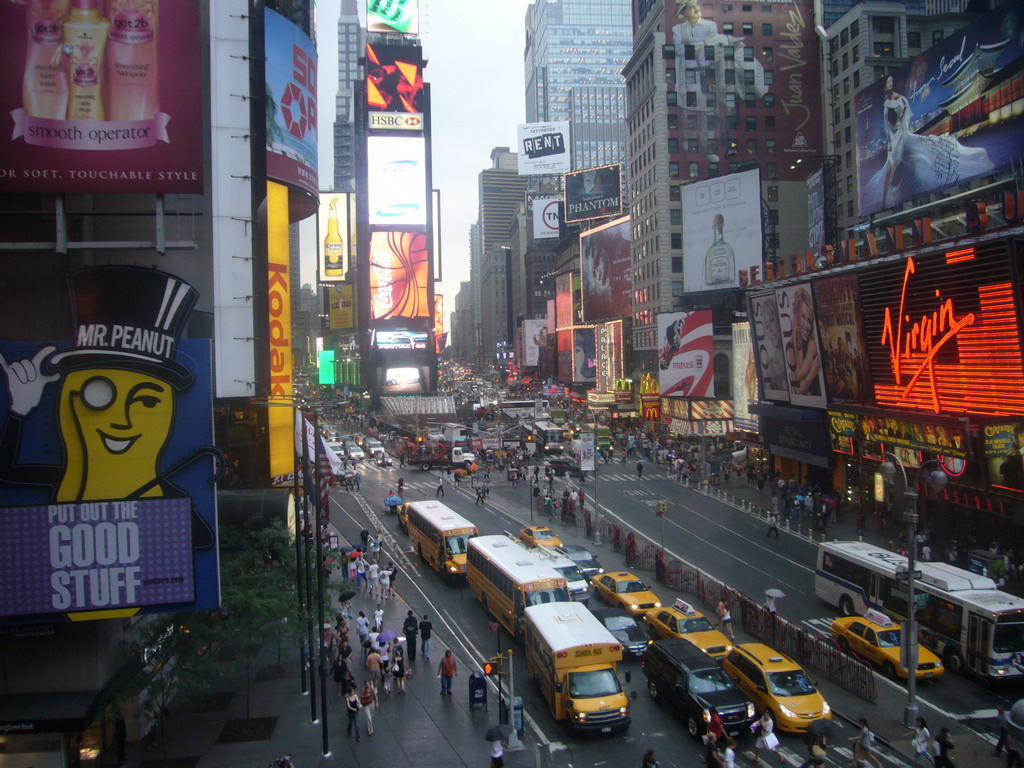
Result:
[642, 639, 756, 739]
[545, 458, 583, 477]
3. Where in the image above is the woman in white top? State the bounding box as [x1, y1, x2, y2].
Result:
[912, 716, 933, 767]
[722, 736, 738, 768]
[754, 712, 783, 764]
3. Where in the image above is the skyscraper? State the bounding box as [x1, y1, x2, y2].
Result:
[525, 0, 632, 170]
[333, 0, 362, 191]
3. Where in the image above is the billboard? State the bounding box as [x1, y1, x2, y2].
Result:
[776, 282, 827, 408]
[0, 266, 219, 621]
[731, 322, 758, 432]
[267, 183, 295, 480]
[555, 273, 573, 329]
[812, 275, 872, 403]
[367, 135, 428, 227]
[807, 167, 826, 255]
[367, 0, 419, 35]
[0, 0, 204, 194]
[523, 319, 548, 367]
[681, 169, 762, 292]
[597, 321, 624, 393]
[565, 164, 623, 223]
[366, 43, 425, 114]
[319, 193, 351, 282]
[517, 121, 571, 175]
[557, 330, 572, 380]
[573, 328, 597, 384]
[329, 285, 355, 330]
[381, 365, 427, 394]
[668, 0, 821, 181]
[434, 295, 445, 354]
[368, 231, 430, 320]
[855, 2, 1023, 216]
[580, 216, 631, 323]
[858, 244, 1024, 416]
[657, 311, 714, 397]
[266, 8, 318, 198]
[533, 197, 561, 239]
[376, 329, 429, 351]
[984, 422, 1024, 493]
[748, 291, 789, 402]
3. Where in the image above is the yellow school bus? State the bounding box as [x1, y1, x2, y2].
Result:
[397, 501, 478, 579]
[523, 602, 631, 734]
[466, 535, 569, 640]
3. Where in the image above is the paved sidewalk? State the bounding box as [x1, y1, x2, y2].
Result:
[120, 524, 534, 768]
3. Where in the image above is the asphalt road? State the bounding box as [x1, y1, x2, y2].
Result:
[329, 456, 1012, 766]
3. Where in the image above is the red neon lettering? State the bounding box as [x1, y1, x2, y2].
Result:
[879, 257, 976, 413]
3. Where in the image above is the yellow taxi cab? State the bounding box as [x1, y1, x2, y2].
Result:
[722, 643, 831, 733]
[519, 525, 563, 549]
[830, 609, 944, 680]
[591, 571, 662, 617]
[644, 599, 734, 661]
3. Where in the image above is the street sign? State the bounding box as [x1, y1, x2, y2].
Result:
[488, 621, 499, 632]
[656, 501, 667, 518]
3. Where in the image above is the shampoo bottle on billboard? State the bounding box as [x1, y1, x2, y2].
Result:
[21, 0, 72, 120]
[105, 0, 159, 121]
[704, 213, 736, 287]
[324, 197, 345, 278]
[61, 0, 110, 121]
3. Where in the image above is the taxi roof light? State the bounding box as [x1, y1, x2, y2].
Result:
[673, 598, 697, 615]
[863, 608, 895, 627]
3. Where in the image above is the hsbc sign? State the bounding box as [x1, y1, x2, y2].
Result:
[369, 113, 424, 131]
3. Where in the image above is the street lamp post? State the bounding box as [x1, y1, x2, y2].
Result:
[879, 452, 948, 729]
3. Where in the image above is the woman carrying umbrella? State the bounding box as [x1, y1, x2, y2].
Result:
[765, 588, 785, 615]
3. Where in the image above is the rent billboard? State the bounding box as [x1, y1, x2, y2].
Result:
[0, 0, 204, 193]
[266, 8, 318, 198]
[854, 1, 1024, 216]
[0, 266, 219, 622]
[681, 168, 762, 292]
[517, 121, 571, 175]
[580, 216, 631, 323]
[657, 311, 714, 398]
[565, 164, 623, 223]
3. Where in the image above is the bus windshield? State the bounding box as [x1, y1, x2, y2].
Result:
[526, 586, 571, 606]
[568, 668, 621, 698]
[993, 623, 1024, 653]
[446, 535, 473, 556]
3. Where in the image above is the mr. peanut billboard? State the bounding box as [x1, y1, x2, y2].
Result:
[0, 266, 221, 623]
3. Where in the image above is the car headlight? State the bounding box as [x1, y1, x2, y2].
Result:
[746, 702, 756, 719]
[448, 565, 458, 573]
[702, 708, 712, 724]
[778, 704, 797, 719]
[724, 644, 734, 653]
[821, 701, 831, 715]
[620, 706, 629, 716]
[934, 661, 942, 668]
[653, 601, 662, 608]
[576, 711, 586, 721]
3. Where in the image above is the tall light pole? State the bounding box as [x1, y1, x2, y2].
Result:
[879, 452, 948, 728]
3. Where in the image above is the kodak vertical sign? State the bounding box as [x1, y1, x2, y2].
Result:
[267, 182, 294, 479]
[859, 243, 1024, 416]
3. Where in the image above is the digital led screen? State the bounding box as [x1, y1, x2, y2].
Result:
[367, 135, 427, 227]
[366, 43, 425, 113]
[376, 330, 429, 351]
[382, 366, 425, 394]
[368, 231, 430, 320]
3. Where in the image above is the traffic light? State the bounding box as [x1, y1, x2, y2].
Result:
[483, 656, 503, 676]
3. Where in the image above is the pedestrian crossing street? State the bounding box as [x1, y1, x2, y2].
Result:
[745, 743, 905, 766]
[354, 460, 673, 487]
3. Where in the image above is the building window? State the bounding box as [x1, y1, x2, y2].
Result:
[850, 19, 859, 37]
[671, 233, 682, 248]
[767, 186, 778, 202]
[686, 138, 699, 152]
[767, 162, 777, 179]
[668, 113, 679, 130]
[746, 115, 757, 130]
[766, 138, 776, 155]
[873, 16, 895, 34]
[847, 199, 854, 217]
[723, 21, 734, 33]
[843, 77, 849, 94]
[670, 208, 682, 225]
[844, 102, 851, 118]
[688, 161, 699, 178]
[762, 46, 773, 62]
[840, 28, 849, 46]
[744, 92, 756, 108]
[706, 92, 717, 108]
[834, 130, 842, 147]
[747, 138, 758, 154]
[684, 44, 696, 60]
[762, 23, 772, 35]
[744, 47, 755, 62]
[668, 138, 679, 153]
[669, 161, 680, 177]
[932, 29, 944, 45]
[708, 161, 719, 176]
[853, 70, 860, 88]
[764, 116, 775, 130]
[742, 22, 753, 35]
[842, 52, 848, 69]
[670, 185, 681, 201]
[873, 41, 894, 57]
[764, 70, 774, 85]
[686, 91, 698, 107]
[852, 44, 859, 62]
[764, 93, 775, 108]
[844, 126, 851, 142]
[667, 90, 677, 106]
[725, 69, 736, 84]
[832, 59, 840, 77]
[707, 138, 718, 153]
[725, 46, 736, 61]
[686, 69, 698, 84]
[686, 114, 698, 132]
[726, 92, 737, 109]
[744, 69, 755, 86]
[672, 256, 683, 272]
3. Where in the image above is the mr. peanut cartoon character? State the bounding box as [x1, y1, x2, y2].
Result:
[0, 266, 220, 621]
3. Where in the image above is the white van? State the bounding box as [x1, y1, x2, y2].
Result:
[528, 547, 590, 604]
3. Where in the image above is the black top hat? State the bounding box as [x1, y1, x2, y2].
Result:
[49, 265, 198, 389]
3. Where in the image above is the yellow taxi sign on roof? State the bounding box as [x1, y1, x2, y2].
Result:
[673, 598, 697, 615]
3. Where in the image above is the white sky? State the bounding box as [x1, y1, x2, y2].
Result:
[305, 0, 535, 331]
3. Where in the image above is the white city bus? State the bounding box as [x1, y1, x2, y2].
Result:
[467, 535, 569, 640]
[815, 541, 1024, 681]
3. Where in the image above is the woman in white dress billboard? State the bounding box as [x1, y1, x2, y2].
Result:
[864, 76, 993, 211]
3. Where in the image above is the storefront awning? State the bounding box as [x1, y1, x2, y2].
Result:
[0, 690, 100, 734]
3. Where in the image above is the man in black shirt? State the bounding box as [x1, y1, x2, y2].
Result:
[403, 610, 419, 663]
[419, 613, 434, 661]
